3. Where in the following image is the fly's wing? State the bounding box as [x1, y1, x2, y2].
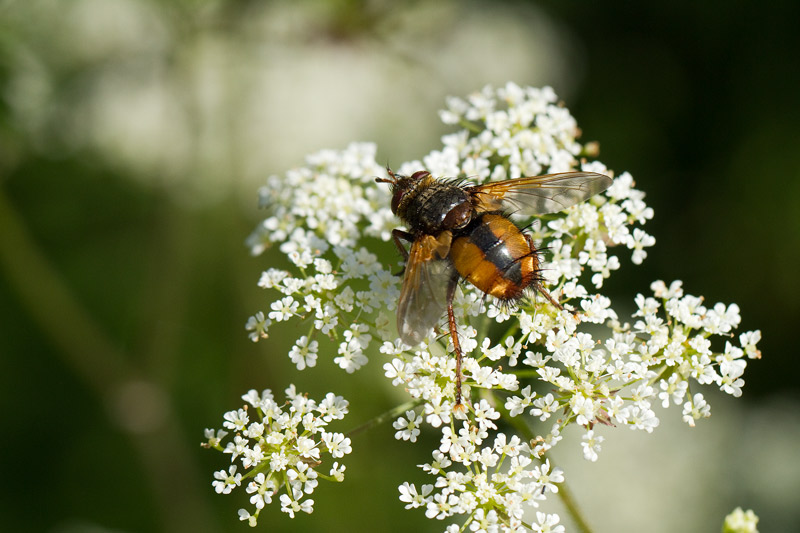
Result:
[468, 172, 613, 216]
[396, 234, 455, 346]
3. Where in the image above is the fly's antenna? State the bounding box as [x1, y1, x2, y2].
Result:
[375, 166, 398, 185]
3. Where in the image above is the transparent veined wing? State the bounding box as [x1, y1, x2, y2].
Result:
[396, 233, 456, 346]
[468, 172, 612, 216]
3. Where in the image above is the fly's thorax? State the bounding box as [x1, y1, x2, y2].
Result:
[398, 178, 473, 235]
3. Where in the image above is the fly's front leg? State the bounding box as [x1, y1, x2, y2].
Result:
[392, 229, 414, 261]
[391, 229, 414, 258]
[391, 229, 413, 275]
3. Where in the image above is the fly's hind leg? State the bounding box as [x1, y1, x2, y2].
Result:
[537, 284, 565, 311]
[522, 233, 574, 315]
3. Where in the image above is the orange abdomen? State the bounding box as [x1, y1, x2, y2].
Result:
[449, 213, 540, 300]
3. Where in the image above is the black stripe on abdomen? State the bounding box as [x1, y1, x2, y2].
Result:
[466, 217, 523, 285]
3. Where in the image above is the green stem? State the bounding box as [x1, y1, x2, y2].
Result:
[511, 369, 541, 378]
[457, 118, 484, 134]
[0, 189, 131, 393]
[0, 187, 215, 533]
[346, 398, 425, 439]
[540, 450, 593, 533]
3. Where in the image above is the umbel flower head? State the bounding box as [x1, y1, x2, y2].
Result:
[204, 82, 761, 531]
[203, 387, 351, 526]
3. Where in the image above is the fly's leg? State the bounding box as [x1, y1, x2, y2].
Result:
[391, 229, 413, 259]
[445, 274, 465, 410]
[391, 229, 413, 274]
[537, 284, 565, 311]
[522, 233, 574, 315]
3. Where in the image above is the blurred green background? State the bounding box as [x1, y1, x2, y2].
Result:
[2, 1, 799, 532]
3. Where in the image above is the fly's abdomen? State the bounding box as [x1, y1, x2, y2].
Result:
[450, 213, 539, 300]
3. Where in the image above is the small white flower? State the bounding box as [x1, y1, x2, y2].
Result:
[394, 410, 423, 443]
[383, 357, 408, 386]
[581, 430, 604, 462]
[344, 323, 373, 349]
[288, 335, 319, 370]
[287, 462, 319, 494]
[246, 473, 275, 509]
[241, 441, 265, 468]
[682, 393, 711, 427]
[245, 312, 271, 342]
[704, 302, 741, 334]
[295, 435, 321, 460]
[257, 268, 289, 289]
[531, 393, 558, 421]
[472, 399, 500, 431]
[606, 171, 634, 200]
[279, 490, 314, 518]
[222, 409, 249, 431]
[313, 303, 339, 334]
[651, 279, 684, 299]
[334, 339, 368, 373]
[531, 511, 565, 533]
[330, 462, 346, 482]
[628, 405, 660, 433]
[269, 449, 289, 471]
[425, 491, 460, 520]
[212, 465, 242, 494]
[658, 374, 688, 407]
[399, 482, 433, 509]
[318, 392, 349, 421]
[322, 431, 352, 458]
[203, 428, 227, 448]
[237, 508, 257, 527]
[622, 197, 654, 225]
[505, 385, 536, 417]
[419, 398, 449, 428]
[569, 394, 597, 426]
[740, 330, 762, 359]
[268, 296, 299, 322]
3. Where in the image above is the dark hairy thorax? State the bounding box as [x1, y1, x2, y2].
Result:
[396, 177, 473, 235]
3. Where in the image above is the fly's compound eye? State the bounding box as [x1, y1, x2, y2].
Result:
[390, 172, 428, 214]
[391, 188, 405, 214]
[410, 170, 430, 180]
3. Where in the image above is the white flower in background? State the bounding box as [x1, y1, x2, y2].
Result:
[723, 506, 760, 533]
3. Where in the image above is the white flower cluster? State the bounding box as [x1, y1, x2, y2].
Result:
[237, 83, 761, 531]
[244, 142, 396, 374]
[203, 386, 351, 527]
[431, 83, 655, 281]
[400, 413, 566, 532]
